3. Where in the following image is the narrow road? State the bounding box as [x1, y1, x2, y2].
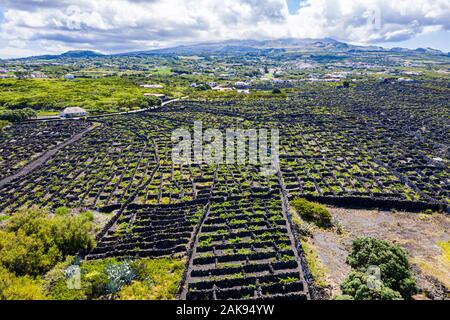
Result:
[0, 123, 101, 188]
[28, 97, 188, 123]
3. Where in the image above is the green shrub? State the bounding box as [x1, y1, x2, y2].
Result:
[0, 230, 60, 276]
[0, 266, 46, 300]
[0, 120, 10, 131]
[334, 294, 354, 300]
[43, 259, 86, 300]
[44, 257, 184, 300]
[0, 207, 95, 276]
[84, 271, 110, 298]
[272, 88, 282, 94]
[54, 207, 71, 216]
[0, 108, 36, 122]
[341, 271, 402, 300]
[104, 261, 136, 295]
[342, 237, 417, 300]
[291, 198, 332, 228]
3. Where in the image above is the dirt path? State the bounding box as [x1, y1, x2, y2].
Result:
[0, 123, 101, 188]
[311, 208, 450, 299]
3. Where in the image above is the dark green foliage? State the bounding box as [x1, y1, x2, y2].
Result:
[195, 84, 212, 91]
[272, 88, 282, 94]
[0, 108, 36, 122]
[341, 237, 417, 300]
[291, 198, 332, 228]
[341, 271, 403, 300]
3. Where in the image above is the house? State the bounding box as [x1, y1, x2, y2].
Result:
[144, 93, 167, 101]
[234, 81, 250, 88]
[140, 84, 163, 88]
[207, 81, 217, 88]
[31, 73, 48, 79]
[212, 86, 232, 92]
[64, 74, 75, 79]
[60, 107, 87, 118]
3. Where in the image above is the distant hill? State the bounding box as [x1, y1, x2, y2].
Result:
[121, 38, 368, 55]
[24, 50, 104, 60]
[119, 38, 445, 56]
[9, 39, 447, 60]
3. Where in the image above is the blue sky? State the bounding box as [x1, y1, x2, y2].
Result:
[286, 0, 301, 14]
[0, 0, 449, 58]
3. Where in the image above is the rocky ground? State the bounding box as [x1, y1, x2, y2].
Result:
[309, 207, 450, 300]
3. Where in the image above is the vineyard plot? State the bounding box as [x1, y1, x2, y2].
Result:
[181, 196, 309, 300]
[87, 200, 207, 260]
[0, 120, 90, 180]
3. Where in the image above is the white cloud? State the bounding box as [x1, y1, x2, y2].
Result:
[0, 0, 449, 57]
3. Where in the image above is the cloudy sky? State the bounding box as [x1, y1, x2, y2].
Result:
[0, 0, 449, 58]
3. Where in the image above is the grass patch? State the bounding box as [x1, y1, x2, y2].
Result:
[301, 239, 329, 288]
[119, 257, 185, 300]
[437, 241, 450, 262]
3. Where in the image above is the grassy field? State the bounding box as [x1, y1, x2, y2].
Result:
[0, 77, 164, 114]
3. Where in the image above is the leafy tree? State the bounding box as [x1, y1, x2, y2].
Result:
[272, 88, 282, 94]
[0, 207, 95, 276]
[0, 108, 36, 122]
[341, 271, 403, 300]
[342, 237, 417, 299]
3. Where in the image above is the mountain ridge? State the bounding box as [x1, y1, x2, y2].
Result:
[8, 39, 447, 60]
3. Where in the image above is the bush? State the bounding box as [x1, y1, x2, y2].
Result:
[54, 207, 71, 216]
[272, 88, 282, 94]
[291, 198, 332, 228]
[118, 281, 153, 300]
[0, 266, 46, 300]
[0, 120, 10, 131]
[104, 261, 136, 295]
[0, 108, 36, 122]
[341, 271, 403, 300]
[345, 237, 417, 299]
[43, 258, 86, 300]
[84, 271, 110, 298]
[0, 207, 95, 276]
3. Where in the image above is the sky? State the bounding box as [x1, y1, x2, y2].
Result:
[0, 0, 449, 58]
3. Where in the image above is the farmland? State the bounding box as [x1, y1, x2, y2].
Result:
[0, 43, 449, 301]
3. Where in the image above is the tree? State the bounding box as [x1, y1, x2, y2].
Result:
[341, 271, 403, 300]
[272, 88, 282, 94]
[1, 207, 95, 276]
[342, 237, 417, 299]
[0, 108, 37, 122]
